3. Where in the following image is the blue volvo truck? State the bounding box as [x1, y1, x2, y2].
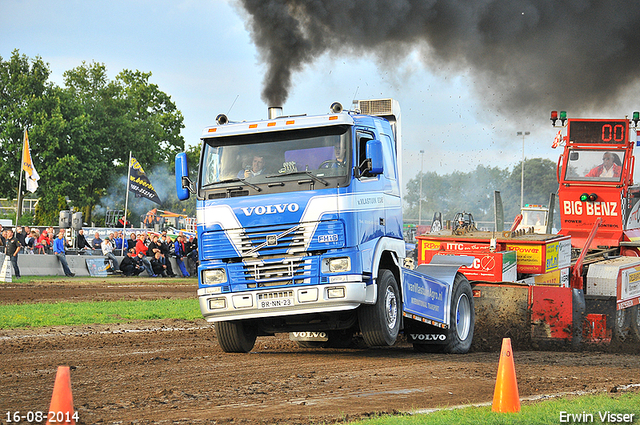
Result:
[175, 99, 475, 353]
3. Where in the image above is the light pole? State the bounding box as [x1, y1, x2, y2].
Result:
[418, 149, 424, 226]
[517, 131, 530, 210]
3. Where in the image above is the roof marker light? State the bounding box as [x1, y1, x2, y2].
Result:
[551, 111, 558, 126]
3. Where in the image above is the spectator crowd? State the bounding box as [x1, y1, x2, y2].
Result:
[0, 223, 198, 279]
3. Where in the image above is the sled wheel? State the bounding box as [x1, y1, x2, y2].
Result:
[629, 305, 640, 342]
[613, 307, 633, 343]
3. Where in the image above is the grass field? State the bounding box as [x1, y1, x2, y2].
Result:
[354, 392, 639, 425]
[0, 298, 201, 328]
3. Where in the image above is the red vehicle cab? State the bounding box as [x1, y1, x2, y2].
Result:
[555, 114, 640, 251]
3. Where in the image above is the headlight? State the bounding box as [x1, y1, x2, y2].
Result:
[328, 257, 351, 273]
[327, 287, 345, 298]
[202, 268, 227, 285]
[209, 298, 227, 310]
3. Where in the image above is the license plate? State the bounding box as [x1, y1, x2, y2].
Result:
[257, 290, 294, 309]
[258, 297, 293, 309]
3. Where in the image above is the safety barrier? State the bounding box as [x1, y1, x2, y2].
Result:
[7, 254, 187, 277]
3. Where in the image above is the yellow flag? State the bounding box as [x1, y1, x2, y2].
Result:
[22, 130, 39, 193]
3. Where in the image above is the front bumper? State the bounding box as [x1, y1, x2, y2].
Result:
[198, 279, 371, 322]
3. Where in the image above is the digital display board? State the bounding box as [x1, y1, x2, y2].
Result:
[568, 120, 628, 144]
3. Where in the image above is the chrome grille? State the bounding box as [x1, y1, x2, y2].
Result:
[244, 256, 312, 284]
[231, 224, 308, 257]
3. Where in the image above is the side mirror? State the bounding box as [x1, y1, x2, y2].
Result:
[175, 152, 191, 201]
[366, 139, 384, 175]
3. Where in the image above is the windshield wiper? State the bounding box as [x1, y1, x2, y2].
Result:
[203, 178, 262, 192]
[266, 170, 329, 186]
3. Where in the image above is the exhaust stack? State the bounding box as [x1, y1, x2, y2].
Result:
[268, 106, 283, 119]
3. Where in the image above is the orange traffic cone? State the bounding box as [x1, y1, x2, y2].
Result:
[491, 338, 521, 413]
[46, 366, 76, 425]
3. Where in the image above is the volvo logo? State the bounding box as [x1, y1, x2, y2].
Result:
[240, 203, 299, 216]
[266, 235, 278, 246]
[409, 333, 447, 341]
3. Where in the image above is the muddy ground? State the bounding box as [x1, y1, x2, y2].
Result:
[1, 280, 639, 424]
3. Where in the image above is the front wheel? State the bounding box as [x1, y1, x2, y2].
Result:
[358, 269, 401, 347]
[216, 320, 257, 353]
[443, 273, 475, 353]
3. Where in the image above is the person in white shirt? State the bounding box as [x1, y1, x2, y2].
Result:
[101, 235, 119, 271]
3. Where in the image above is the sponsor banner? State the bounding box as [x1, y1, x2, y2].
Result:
[620, 265, 640, 307]
[506, 236, 571, 274]
[419, 239, 491, 263]
[423, 250, 517, 283]
[420, 236, 571, 275]
[519, 266, 571, 287]
[86, 257, 109, 277]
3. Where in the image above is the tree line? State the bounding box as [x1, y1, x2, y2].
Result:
[403, 158, 560, 228]
[1, 50, 559, 228]
[0, 49, 194, 226]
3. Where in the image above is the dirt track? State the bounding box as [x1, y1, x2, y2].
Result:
[1, 280, 639, 424]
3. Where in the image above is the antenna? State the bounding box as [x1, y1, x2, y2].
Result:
[351, 86, 359, 106]
[226, 94, 239, 116]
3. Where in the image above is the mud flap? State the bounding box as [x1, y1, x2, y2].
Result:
[405, 322, 448, 345]
[289, 331, 328, 342]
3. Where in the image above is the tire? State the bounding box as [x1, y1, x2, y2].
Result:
[441, 273, 475, 354]
[358, 269, 401, 347]
[613, 307, 633, 343]
[216, 320, 257, 353]
[629, 305, 640, 342]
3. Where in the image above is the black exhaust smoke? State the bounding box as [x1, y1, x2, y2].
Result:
[238, 0, 640, 116]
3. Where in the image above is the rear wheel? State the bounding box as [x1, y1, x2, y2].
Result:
[358, 269, 401, 347]
[442, 273, 474, 353]
[216, 320, 257, 353]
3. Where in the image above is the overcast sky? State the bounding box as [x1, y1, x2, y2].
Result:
[2, 0, 638, 191]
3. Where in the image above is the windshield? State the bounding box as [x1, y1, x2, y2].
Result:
[522, 210, 546, 227]
[563, 149, 625, 182]
[200, 125, 351, 193]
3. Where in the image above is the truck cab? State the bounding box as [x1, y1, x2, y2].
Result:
[176, 100, 408, 351]
[555, 115, 640, 250]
